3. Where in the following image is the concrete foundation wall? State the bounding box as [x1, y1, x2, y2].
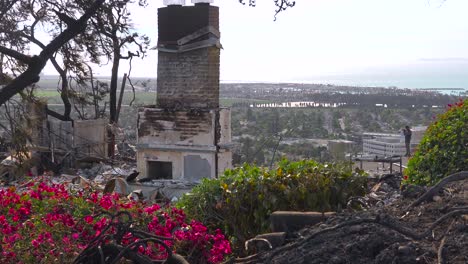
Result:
[30, 117, 107, 161]
[47, 120, 73, 151]
[74, 119, 107, 158]
[217, 150, 232, 175]
[28, 103, 48, 148]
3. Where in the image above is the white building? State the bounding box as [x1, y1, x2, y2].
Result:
[362, 126, 426, 156]
[363, 137, 407, 156]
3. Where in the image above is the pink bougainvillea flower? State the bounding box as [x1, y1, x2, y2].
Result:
[84, 215, 94, 224]
[31, 239, 40, 248]
[72, 233, 80, 240]
[0, 180, 231, 264]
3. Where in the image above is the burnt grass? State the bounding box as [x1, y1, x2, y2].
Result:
[241, 176, 468, 264]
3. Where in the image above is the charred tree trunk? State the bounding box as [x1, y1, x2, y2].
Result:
[0, 53, 4, 84]
[107, 43, 120, 157]
[115, 73, 127, 124]
[109, 46, 120, 124]
[49, 57, 72, 121]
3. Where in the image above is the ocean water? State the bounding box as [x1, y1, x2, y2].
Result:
[297, 61, 468, 94]
[300, 73, 468, 92]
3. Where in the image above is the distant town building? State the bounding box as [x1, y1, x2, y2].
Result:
[362, 126, 427, 156]
[363, 136, 406, 157]
[328, 140, 355, 161]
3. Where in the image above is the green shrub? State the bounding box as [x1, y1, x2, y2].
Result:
[405, 99, 468, 185]
[177, 159, 367, 252]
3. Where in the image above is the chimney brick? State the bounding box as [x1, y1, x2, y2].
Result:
[157, 5, 220, 109]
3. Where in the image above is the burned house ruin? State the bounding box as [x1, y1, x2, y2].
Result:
[136, 0, 232, 182]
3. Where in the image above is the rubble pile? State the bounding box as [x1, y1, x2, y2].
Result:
[0, 156, 198, 204]
[238, 173, 468, 264]
[1, 149, 466, 264]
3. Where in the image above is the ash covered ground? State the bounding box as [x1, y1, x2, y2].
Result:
[237, 174, 468, 264]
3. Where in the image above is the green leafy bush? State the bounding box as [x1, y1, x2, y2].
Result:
[405, 99, 468, 185]
[177, 159, 367, 251]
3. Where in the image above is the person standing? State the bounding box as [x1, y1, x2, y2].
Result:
[402, 126, 412, 157]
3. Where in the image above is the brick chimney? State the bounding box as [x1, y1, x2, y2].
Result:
[156, 3, 220, 109]
[136, 2, 231, 183]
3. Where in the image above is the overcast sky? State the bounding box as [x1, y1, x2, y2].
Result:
[41, 0, 468, 82]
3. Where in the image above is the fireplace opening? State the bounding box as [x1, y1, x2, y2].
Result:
[147, 161, 173, 179]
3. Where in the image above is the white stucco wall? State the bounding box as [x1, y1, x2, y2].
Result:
[219, 108, 232, 144]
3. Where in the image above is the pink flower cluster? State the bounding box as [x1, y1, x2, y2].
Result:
[447, 98, 465, 109]
[0, 179, 231, 263]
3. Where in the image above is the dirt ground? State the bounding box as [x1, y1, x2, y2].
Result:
[237, 174, 468, 264]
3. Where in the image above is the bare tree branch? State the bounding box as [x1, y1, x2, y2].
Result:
[46, 108, 71, 121]
[126, 55, 136, 107]
[239, 0, 296, 20]
[54, 10, 78, 27]
[0, 0, 106, 107]
[0, 46, 32, 64]
[273, 0, 296, 20]
[0, 0, 19, 21]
